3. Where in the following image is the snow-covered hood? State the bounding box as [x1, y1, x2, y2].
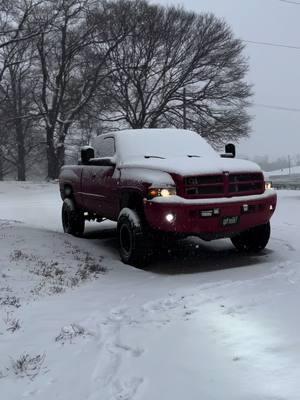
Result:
[119, 156, 262, 176]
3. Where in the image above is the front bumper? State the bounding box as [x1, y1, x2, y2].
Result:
[144, 190, 277, 238]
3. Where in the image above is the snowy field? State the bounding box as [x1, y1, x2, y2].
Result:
[269, 165, 300, 177]
[0, 182, 300, 400]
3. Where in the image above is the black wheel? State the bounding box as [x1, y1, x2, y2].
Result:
[62, 198, 85, 236]
[231, 222, 271, 252]
[117, 208, 152, 267]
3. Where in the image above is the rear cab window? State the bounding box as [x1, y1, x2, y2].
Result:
[94, 136, 116, 158]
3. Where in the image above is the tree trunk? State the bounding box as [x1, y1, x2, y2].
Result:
[11, 72, 26, 181]
[56, 142, 65, 172]
[57, 126, 68, 172]
[17, 78, 26, 181]
[0, 149, 4, 181]
[16, 122, 26, 181]
[46, 126, 59, 179]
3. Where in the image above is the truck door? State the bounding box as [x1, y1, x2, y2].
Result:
[81, 136, 119, 220]
[92, 164, 119, 220]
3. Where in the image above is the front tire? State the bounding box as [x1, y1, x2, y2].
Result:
[62, 198, 85, 236]
[117, 208, 151, 266]
[231, 222, 271, 252]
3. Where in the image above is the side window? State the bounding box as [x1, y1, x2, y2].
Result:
[95, 137, 115, 158]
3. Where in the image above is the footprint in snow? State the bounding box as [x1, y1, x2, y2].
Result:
[115, 342, 144, 358]
[112, 377, 144, 400]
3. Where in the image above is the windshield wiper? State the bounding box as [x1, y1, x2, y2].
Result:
[187, 154, 201, 158]
[144, 155, 165, 159]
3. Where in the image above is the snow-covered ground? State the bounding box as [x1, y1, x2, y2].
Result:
[1, 182, 300, 400]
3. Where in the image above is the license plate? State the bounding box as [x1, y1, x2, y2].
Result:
[222, 216, 239, 227]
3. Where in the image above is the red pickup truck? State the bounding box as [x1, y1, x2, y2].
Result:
[59, 129, 277, 265]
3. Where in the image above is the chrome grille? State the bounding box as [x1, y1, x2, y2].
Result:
[228, 173, 264, 195]
[183, 172, 264, 198]
[184, 174, 224, 197]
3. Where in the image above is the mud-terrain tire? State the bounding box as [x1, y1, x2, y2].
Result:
[231, 222, 271, 252]
[117, 208, 152, 267]
[62, 198, 85, 236]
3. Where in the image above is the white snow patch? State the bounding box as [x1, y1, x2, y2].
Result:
[116, 129, 217, 161]
[113, 129, 261, 176]
[1, 182, 300, 399]
[120, 155, 261, 176]
[269, 165, 300, 177]
[118, 208, 141, 228]
[120, 168, 175, 187]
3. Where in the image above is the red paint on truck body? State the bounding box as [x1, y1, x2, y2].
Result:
[144, 192, 277, 238]
[59, 130, 277, 241]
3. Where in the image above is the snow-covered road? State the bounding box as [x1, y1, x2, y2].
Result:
[0, 182, 300, 400]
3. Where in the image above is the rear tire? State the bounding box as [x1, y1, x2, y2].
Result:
[231, 222, 271, 252]
[62, 198, 85, 236]
[117, 208, 152, 267]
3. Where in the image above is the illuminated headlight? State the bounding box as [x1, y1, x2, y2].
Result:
[265, 181, 273, 190]
[161, 189, 173, 197]
[166, 213, 175, 223]
[148, 187, 177, 199]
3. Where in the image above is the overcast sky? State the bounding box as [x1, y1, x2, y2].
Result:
[152, 0, 300, 159]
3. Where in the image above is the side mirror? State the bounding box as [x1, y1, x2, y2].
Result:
[225, 143, 236, 158]
[80, 146, 94, 165]
[221, 143, 236, 158]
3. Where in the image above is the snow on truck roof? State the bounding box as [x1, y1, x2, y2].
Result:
[110, 129, 261, 174]
[114, 129, 218, 159]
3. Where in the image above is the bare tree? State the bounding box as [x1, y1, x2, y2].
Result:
[0, 68, 41, 180]
[101, 0, 252, 147]
[0, 19, 41, 181]
[0, 118, 12, 180]
[0, 0, 44, 82]
[0, 0, 47, 180]
[31, 0, 127, 179]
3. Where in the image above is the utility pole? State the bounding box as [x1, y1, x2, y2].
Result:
[183, 87, 187, 130]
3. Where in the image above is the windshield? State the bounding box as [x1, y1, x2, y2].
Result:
[117, 129, 218, 161]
